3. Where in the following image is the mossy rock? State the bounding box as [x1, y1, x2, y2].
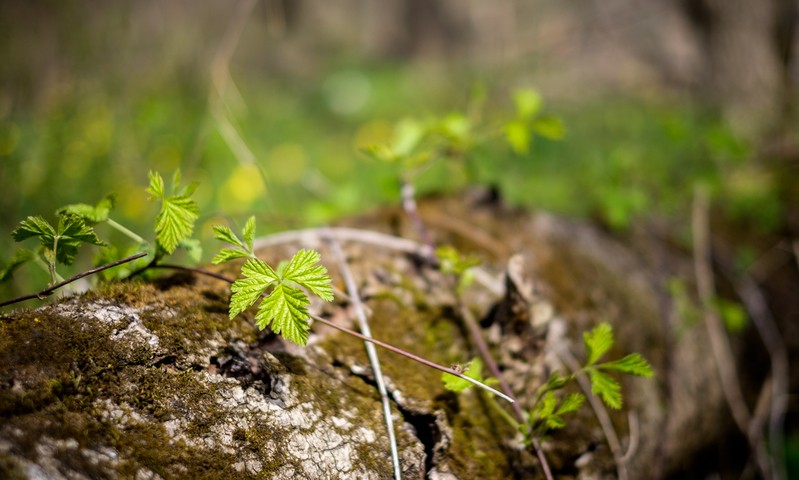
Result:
[0, 195, 729, 478]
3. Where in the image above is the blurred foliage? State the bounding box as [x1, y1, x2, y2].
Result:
[0, 60, 788, 301]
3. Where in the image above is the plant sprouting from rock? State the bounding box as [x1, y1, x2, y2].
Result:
[213, 217, 334, 345]
[443, 322, 653, 444]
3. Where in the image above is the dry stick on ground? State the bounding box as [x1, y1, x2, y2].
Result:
[556, 347, 628, 480]
[324, 233, 402, 480]
[0, 252, 148, 309]
[253, 227, 503, 296]
[691, 188, 772, 479]
[722, 263, 789, 480]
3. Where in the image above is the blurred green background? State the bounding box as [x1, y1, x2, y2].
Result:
[0, 0, 796, 297]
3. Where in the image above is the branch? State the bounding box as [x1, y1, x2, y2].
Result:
[324, 233, 402, 480]
[691, 187, 771, 478]
[556, 345, 627, 480]
[0, 252, 148, 309]
[140, 263, 514, 404]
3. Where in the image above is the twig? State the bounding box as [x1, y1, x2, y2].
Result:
[138, 263, 513, 403]
[401, 181, 435, 250]
[556, 346, 627, 480]
[455, 299, 554, 480]
[310, 313, 513, 403]
[0, 252, 148, 309]
[720, 261, 789, 480]
[691, 187, 771, 479]
[621, 411, 640, 463]
[324, 233, 402, 480]
[253, 227, 502, 296]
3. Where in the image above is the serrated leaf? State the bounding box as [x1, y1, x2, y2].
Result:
[513, 89, 542, 119]
[504, 120, 531, 155]
[12, 216, 55, 244]
[57, 195, 114, 224]
[534, 391, 558, 420]
[154, 195, 199, 254]
[229, 277, 269, 318]
[212, 248, 250, 265]
[281, 249, 334, 302]
[588, 369, 622, 409]
[256, 284, 311, 345]
[555, 393, 585, 415]
[213, 225, 244, 248]
[243, 216, 256, 252]
[584, 322, 614, 365]
[545, 415, 566, 430]
[241, 257, 279, 283]
[0, 249, 34, 282]
[147, 171, 165, 199]
[442, 357, 483, 392]
[54, 214, 106, 265]
[599, 353, 654, 377]
[542, 371, 570, 392]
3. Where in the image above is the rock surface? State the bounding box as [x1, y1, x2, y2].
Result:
[0, 196, 729, 479]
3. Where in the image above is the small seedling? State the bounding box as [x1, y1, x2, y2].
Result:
[213, 217, 334, 345]
[443, 322, 653, 444]
[11, 212, 105, 285]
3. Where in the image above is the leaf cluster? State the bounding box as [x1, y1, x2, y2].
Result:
[213, 218, 334, 346]
[147, 170, 199, 255]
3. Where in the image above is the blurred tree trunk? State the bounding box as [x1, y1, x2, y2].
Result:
[680, 0, 797, 135]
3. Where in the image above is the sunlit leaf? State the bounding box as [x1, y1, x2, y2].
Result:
[599, 353, 654, 378]
[584, 322, 614, 365]
[588, 369, 622, 409]
[256, 283, 311, 345]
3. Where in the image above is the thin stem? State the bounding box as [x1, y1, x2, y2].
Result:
[556, 346, 627, 480]
[325, 233, 402, 480]
[0, 252, 148, 309]
[106, 218, 146, 244]
[138, 263, 514, 403]
[692, 187, 772, 479]
[311, 313, 513, 403]
[455, 298, 554, 480]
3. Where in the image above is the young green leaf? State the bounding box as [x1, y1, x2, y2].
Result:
[148, 171, 199, 254]
[213, 225, 244, 249]
[584, 322, 614, 365]
[588, 369, 622, 409]
[598, 353, 654, 378]
[146, 171, 165, 198]
[442, 357, 484, 392]
[12, 216, 56, 244]
[53, 214, 106, 265]
[242, 216, 256, 252]
[212, 248, 250, 264]
[281, 249, 334, 302]
[229, 258, 279, 317]
[154, 196, 199, 254]
[57, 195, 115, 224]
[534, 391, 559, 420]
[256, 283, 312, 345]
[555, 393, 585, 415]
